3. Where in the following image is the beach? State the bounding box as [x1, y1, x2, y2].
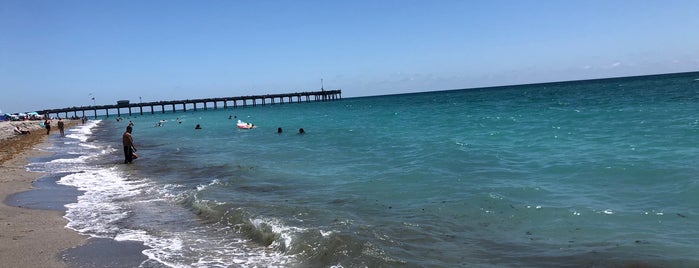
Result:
[0, 120, 85, 267]
[0, 72, 695, 267]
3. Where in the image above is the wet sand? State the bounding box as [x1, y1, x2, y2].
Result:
[0, 120, 86, 267]
[1, 119, 152, 267]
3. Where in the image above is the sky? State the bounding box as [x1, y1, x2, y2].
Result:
[2, 0, 698, 113]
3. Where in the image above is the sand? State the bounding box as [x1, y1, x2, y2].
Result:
[0, 120, 86, 267]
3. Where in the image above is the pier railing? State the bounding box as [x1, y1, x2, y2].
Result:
[38, 90, 341, 119]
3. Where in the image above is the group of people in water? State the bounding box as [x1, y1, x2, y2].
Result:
[121, 115, 306, 164]
[193, 124, 306, 134]
[277, 127, 304, 134]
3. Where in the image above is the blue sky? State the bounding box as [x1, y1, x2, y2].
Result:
[2, 0, 698, 113]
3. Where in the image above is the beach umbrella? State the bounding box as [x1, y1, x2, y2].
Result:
[26, 111, 40, 119]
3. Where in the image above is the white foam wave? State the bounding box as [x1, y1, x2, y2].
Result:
[116, 231, 188, 268]
[48, 144, 115, 164]
[79, 143, 100, 149]
[65, 120, 101, 142]
[49, 155, 92, 164]
[59, 167, 145, 237]
[251, 217, 306, 253]
[196, 179, 223, 191]
[122, 219, 294, 268]
[60, 167, 296, 267]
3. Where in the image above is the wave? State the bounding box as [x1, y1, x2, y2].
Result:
[59, 167, 146, 237]
[65, 120, 102, 142]
[179, 179, 404, 267]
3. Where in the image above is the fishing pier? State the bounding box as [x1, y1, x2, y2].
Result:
[38, 90, 341, 119]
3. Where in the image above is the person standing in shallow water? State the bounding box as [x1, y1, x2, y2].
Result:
[57, 118, 65, 136]
[44, 119, 51, 135]
[122, 126, 137, 164]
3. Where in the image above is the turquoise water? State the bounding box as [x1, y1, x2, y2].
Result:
[31, 72, 699, 267]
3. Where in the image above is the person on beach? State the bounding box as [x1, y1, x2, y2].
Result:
[44, 119, 51, 135]
[13, 126, 30, 135]
[57, 119, 65, 136]
[122, 125, 138, 164]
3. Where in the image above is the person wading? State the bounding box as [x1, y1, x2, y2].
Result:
[122, 125, 138, 164]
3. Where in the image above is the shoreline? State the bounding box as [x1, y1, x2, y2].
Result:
[1, 119, 151, 267]
[0, 120, 86, 267]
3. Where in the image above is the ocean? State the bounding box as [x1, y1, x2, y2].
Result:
[27, 72, 699, 267]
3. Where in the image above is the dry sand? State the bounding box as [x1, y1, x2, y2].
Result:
[0, 120, 86, 267]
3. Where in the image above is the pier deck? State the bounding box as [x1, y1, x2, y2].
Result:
[38, 90, 341, 119]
